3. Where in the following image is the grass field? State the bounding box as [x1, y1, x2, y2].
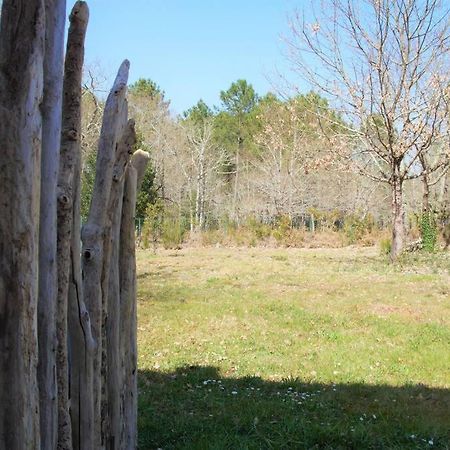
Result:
[136, 247, 450, 449]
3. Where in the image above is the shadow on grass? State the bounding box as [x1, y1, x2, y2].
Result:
[138, 365, 450, 450]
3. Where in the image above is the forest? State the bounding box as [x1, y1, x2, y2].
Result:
[81, 72, 449, 258]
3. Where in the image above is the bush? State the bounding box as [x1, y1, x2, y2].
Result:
[245, 217, 271, 240]
[420, 212, 437, 252]
[141, 199, 164, 251]
[272, 216, 292, 245]
[344, 213, 375, 244]
[161, 219, 185, 249]
[141, 201, 187, 250]
[379, 237, 392, 255]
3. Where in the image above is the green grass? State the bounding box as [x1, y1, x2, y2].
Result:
[136, 247, 450, 449]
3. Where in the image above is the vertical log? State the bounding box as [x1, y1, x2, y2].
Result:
[82, 59, 130, 448]
[0, 1, 45, 448]
[58, 3, 89, 449]
[38, 1, 66, 448]
[69, 159, 96, 450]
[106, 120, 137, 450]
[119, 150, 151, 449]
[100, 102, 129, 448]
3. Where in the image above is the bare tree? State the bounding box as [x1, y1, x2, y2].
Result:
[285, 0, 450, 258]
[183, 119, 226, 230]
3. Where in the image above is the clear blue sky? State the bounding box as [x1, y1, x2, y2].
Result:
[66, 0, 301, 114]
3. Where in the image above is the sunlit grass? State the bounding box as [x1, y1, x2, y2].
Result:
[137, 247, 450, 449]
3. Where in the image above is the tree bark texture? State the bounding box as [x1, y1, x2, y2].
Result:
[391, 167, 405, 260]
[0, 1, 45, 449]
[57, 3, 89, 449]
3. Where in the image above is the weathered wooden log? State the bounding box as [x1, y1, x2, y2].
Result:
[119, 150, 151, 449]
[57, 3, 89, 449]
[105, 120, 137, 450]
[38, 1, 67, 449]
[81, 59, 130, 448]
[68, 156, 96, 450]
[0, 1, 45, 448]
[99, 101, 129, 448]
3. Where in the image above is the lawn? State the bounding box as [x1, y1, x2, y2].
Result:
[136, 247, 450, 449]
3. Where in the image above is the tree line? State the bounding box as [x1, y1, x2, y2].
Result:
[81, 78, 449, 256]
[80, 0, 450, 260]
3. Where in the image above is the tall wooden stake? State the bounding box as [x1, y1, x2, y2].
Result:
[0, 1, 45, 448]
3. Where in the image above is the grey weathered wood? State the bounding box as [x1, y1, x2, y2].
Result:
[0, 1, 45, 448]
[106, 120, 137, 450]
[119, 150, 150, 449]
[68, 156, 96, 450]
[81, 59, 130, 448]
[100, 101, 129, 448]
[38, 1, 67, 449]
[119, 165, 139, 450]
[57, 3, 89, 449]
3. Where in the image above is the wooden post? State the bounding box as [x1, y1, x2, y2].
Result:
[1, 4, 144, 446]
[119, 150, 151, 449]
[38, 1, 67, 449]
[57, 3, 89, 449]
[106, 120, 137, 450]
[81, 59, 130, 448]
[0, 1, 45, 448]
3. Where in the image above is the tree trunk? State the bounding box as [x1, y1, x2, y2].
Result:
[391, 170, 405, 260]
[38, 0, 66, 446]
[438, 169, 449, 219]
[57, 3, 89, 449]
[232, 139, 241, 224]
[0, 1, 45, 448]
[419, 155, 430, 214]
[119, 150, 150, 449]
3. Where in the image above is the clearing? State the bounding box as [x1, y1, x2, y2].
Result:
[137, 247, 450, 449]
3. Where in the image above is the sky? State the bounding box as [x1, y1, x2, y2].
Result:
[65, 0, 303, 114]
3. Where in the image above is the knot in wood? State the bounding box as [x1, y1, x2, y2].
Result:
[57, 190, 72, 209]
[83, 248, 94, 261]
[66, 128, 78, 141]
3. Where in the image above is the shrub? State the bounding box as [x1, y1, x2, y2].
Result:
[162, 219, 185, 249]
[420, 212, 437, 252]
[141, 199, 164, 251]
[245, 216, 271, 240]
[271, 215, 292, 244]
[344, 213, 375, 244]
[379, 237, 392, 255]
